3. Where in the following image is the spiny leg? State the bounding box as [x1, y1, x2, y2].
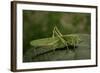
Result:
[54, 29, 69, 51]
[55, 26, 70, 52]
[53, 26, 70, 53]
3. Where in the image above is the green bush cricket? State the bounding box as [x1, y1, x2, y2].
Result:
[30, 26, 81, 53]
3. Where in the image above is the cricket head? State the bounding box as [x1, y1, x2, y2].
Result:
[64, 35, 82, 46]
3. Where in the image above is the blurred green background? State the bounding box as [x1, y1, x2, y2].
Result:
[23, 10, 91, 62]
